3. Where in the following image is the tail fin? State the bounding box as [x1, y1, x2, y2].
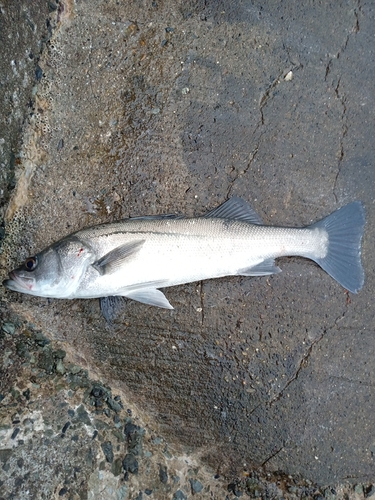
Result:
[309, 201, 365, 293]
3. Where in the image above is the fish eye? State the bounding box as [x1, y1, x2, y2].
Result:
[24, 256, 38, 271]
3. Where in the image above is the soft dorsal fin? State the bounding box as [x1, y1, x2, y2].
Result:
[203, 197, 263, 224]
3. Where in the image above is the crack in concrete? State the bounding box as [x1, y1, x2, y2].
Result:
[259, 293, 350, 409]
[333, 290, 351, 326]
[227, 129, 266, 198]
[267, 332, 325, 407]
[244, 303, 356, 424]
[199, 280, 205, 326]
[261, 445, 284, 467]
[326, 0, 362, 200]
[248, 400, 263, 417]
[353, 0, 362, 33]
[325, 0, 361, 82]
[259, 64, 301, 124]
[226, 63, 301, 199]
[245, 303, 359, 419]
[265, 291, 351, 406]
[325, 59, 333, 81]
[259, 71, 285, 125]
[226, 62, 301, 199]
[333, 77, 348, 202]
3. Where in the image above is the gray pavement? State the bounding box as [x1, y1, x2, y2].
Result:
[1, 0, 374, 497]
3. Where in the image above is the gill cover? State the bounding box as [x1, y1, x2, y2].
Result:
[3, 236, 94, 298]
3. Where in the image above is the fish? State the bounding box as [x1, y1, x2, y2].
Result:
[3, 197, 365, 320]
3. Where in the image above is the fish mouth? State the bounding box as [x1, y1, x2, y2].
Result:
[3, 272, 34, 292]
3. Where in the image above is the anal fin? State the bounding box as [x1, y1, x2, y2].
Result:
[122, 288, 174, 309]
[238, 259, 281, 276]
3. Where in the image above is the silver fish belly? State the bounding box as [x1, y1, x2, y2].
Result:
[3, 197, 365, 311]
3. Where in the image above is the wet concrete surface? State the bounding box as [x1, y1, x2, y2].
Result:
[0, 0, 51, 220]
[1, 0, 375, 496]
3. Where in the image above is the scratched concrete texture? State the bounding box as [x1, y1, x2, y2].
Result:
[1, 0, 375, 494]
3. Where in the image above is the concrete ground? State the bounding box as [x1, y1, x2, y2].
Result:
[1, 0, 375, 498]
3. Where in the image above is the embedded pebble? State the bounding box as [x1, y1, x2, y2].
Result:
[61, 421, 70, 434]
[34, 332, 50, 347]
[111, 458, 123, 477]
[189, 478, 203, 494]
[173, 490, 187, 500]
[54, 349, 66, 359]
[122, 453, 138, 474]
[11, 428, 20, 439]
[116, 485, 128, 500]
[354, 484, 364, 495]
[76, 404, 91, 426]
[101, 441, 114, 463]
[107, 397, 123, 413]
[159, 464, 168, 484]
[284, 70, 293, 81]
[2, 322, 16, 335]
[35, 64, 43, 80]
[37, 348, 55, 373]
[55, 359, 65, 375]
[124, 421, 144, 456]
[67, 363, 81, 374]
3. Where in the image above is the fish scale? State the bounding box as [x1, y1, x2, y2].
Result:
[77, 219, 325, 295]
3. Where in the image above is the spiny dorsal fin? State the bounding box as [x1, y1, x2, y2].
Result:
[203, 197, 263, 224]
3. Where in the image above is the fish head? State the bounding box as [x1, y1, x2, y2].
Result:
[3, 237, 94, 298]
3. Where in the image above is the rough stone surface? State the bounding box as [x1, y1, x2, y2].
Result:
[1, 0, 375, 497]
[0, 0, 50, 220]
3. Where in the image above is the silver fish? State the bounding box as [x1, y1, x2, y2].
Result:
[3, 197, 365, 317]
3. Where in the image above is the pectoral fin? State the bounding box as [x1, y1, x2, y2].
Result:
[122, 288, 174, 309]
[93, 240, 145, 275]
[238, 259, 281, 276]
